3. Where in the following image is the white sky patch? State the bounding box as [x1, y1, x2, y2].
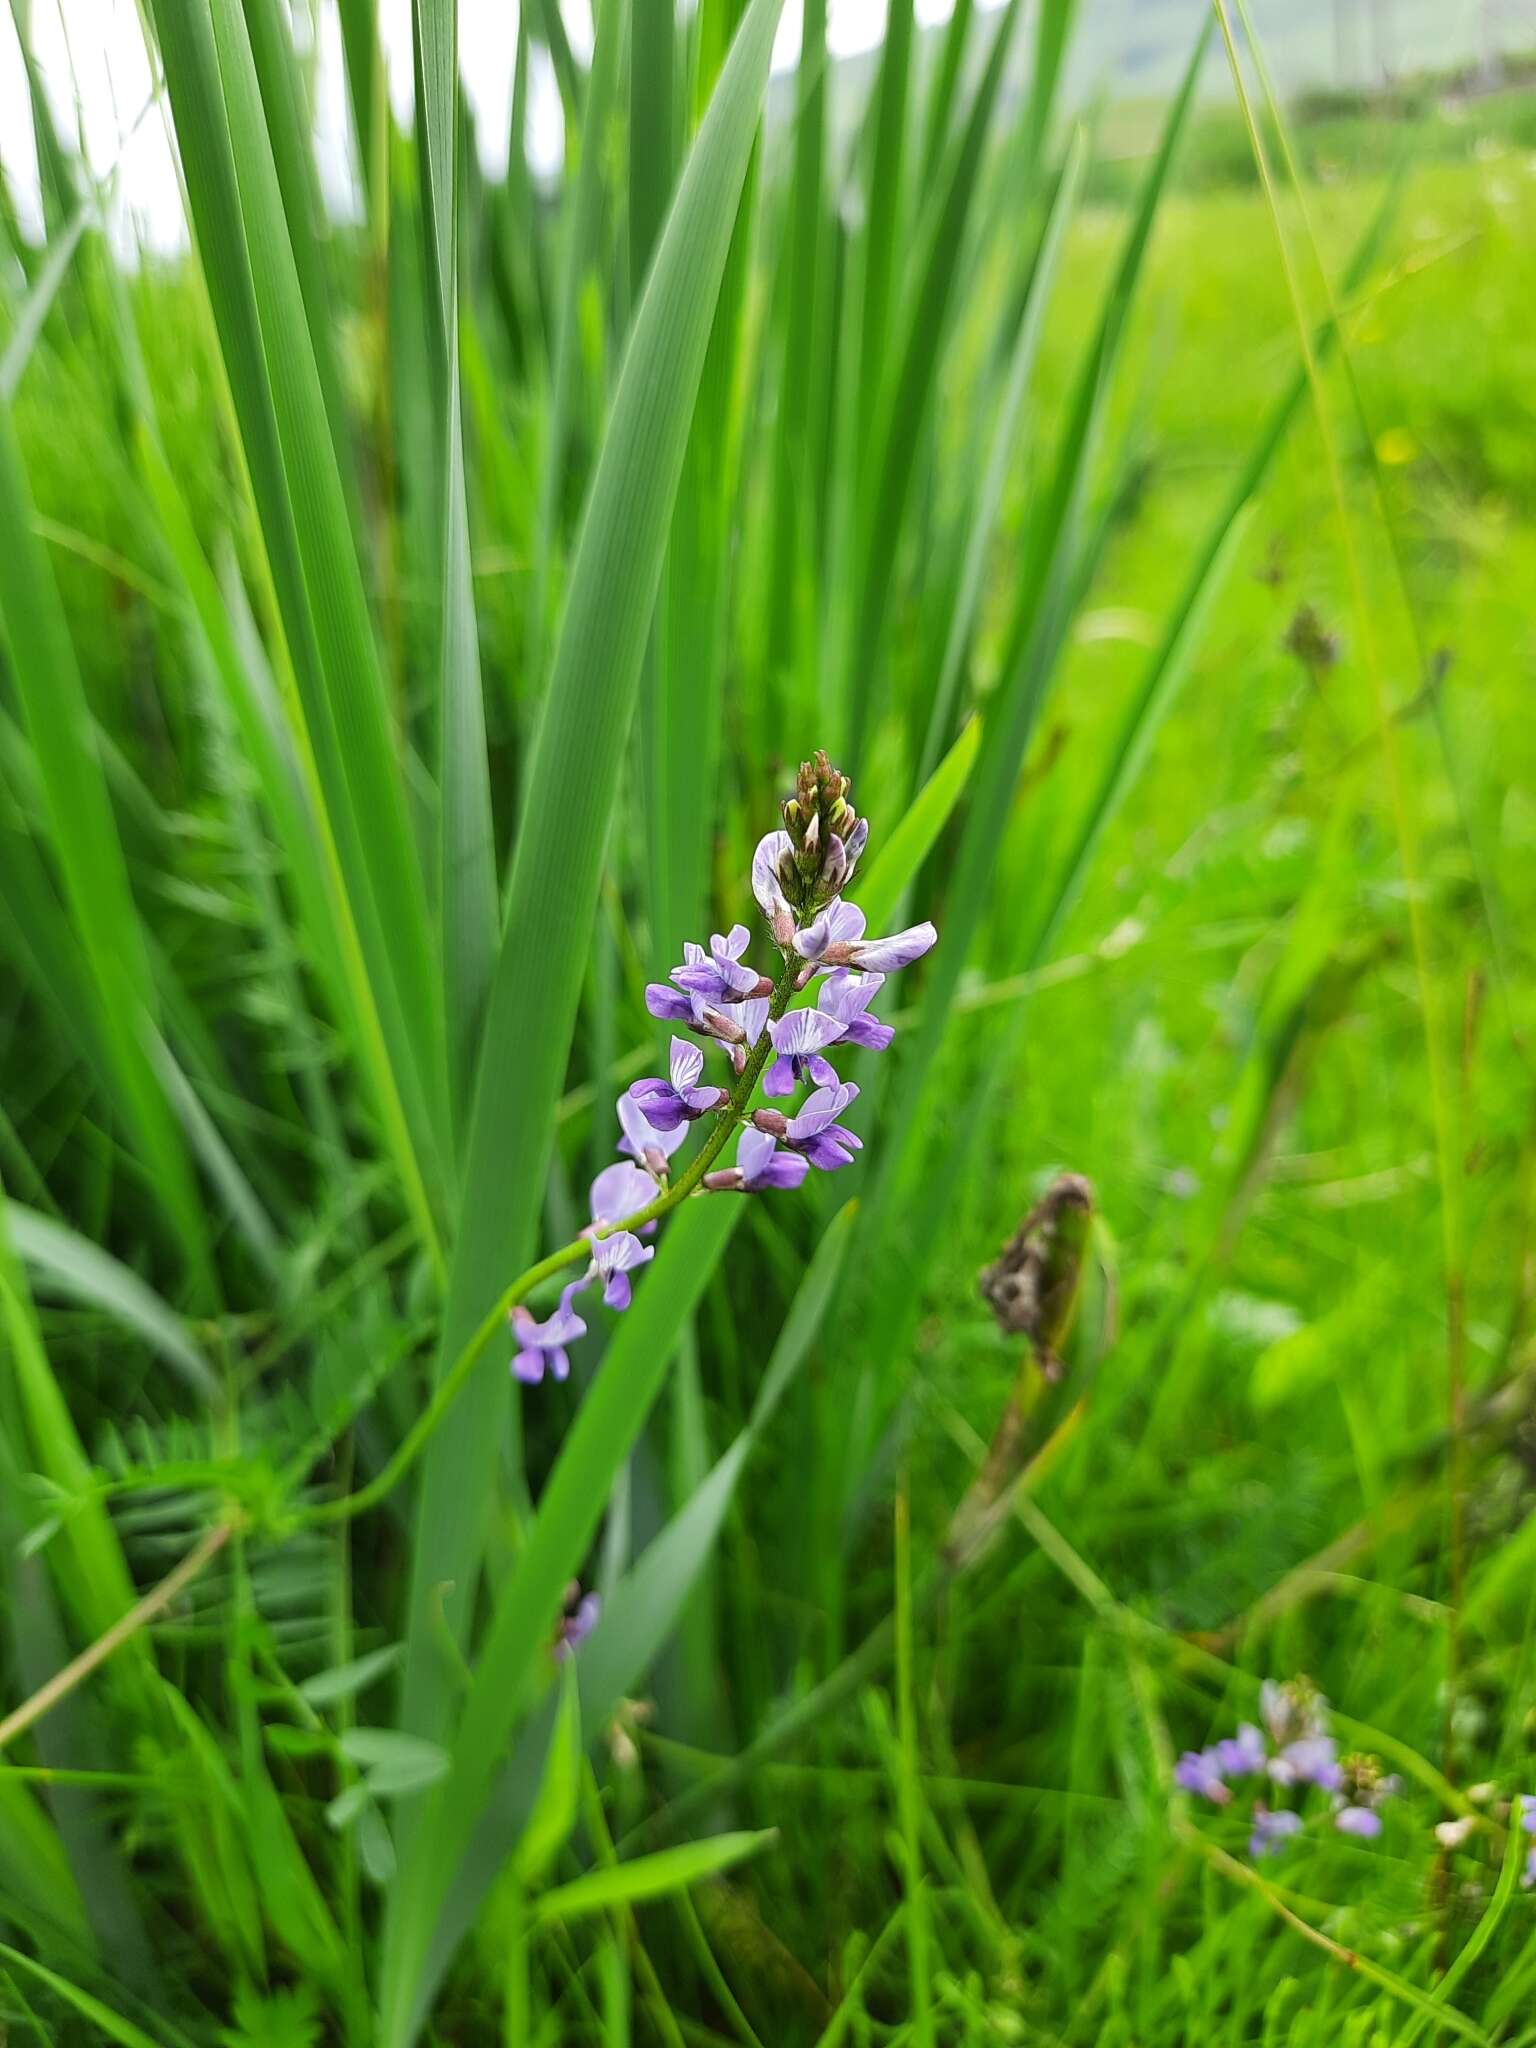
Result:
[0, 0, 953, 257]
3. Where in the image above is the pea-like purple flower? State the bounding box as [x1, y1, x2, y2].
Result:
[670, 926, 764, 1004]
[1214, 1724, 1266, 1779]
[510, 1283, 586, 1384]
[1268, 1735, 1341, 1793]
[793, 900, 937, 974]
[782, 1082, 863, 1170]
[591, 1230, 653, 1311]
[1249, 1805, 1303, 1859]
[703, 1127, 811, 1194]
[817, 969, 893, 1052]
[630, 1037, 728, 1131]
[1333, 1754, 1399, 1838]
[764, 1010, 845, 1097]
[1175, 1749, 1230, 1805]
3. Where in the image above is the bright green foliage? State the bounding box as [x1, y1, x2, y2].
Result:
[0, 4, 1530, 2044]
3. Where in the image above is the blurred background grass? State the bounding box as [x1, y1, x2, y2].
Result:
[2, 1, 1536, 2042]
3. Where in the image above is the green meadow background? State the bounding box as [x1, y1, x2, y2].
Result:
[1, 0, 1535, 2041]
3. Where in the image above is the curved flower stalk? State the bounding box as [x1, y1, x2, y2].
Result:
[299, 752, 935, 1531]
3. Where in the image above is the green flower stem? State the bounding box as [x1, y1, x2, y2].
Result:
[299, 953, 802, 1528]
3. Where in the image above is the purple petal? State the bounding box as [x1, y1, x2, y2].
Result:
[1520, 1798, 1536, 1836]
[645, 982, 696, 1023]
[805, 1052, 840, 1089]
[721, 995, 769, 1047]
[752, 832, 794, 920]
[1524, 1847, 1536, 1891]
[799, 1125, 861, 1171]
[763, 1054, 796, 1098]
[511, 1348, 544, 1384]
[1334, 1806, 1382, 1839]
[845, 920, 937, 973]
[1249, 1806, 1302, 1858]
[736, 1127, 780, 1187]
[792, 899, 865, 963]
[1174, 1750, 1228, 1803]
[768, 1008, 845, 1057]
[1270, 1737, 1340, 1792]
[669, 1036, 705, 1090]
[1213, 1724, 1267, 1778]
[602, 1271, 633, 1311]
[618, 1093, 686, 1163]
[629, 1079, 688, 1131]
[786, 1082, 859, 1142]
[590, 1162, 656, 1227]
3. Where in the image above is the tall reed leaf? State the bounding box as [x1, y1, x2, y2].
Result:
[394, 0, 784, 1872]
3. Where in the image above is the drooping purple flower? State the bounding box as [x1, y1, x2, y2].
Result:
[1249, 1805, 1303, 1859]
[1174, 1749, 1229, 1805]
[510, 1282, 586, 1384]
[817, 969, 894, 1052]
[793, 900, 937, 974]
[630, 1037, 726, 1131]
[1268, 1735, 1342, 1792]
[670, 926, 763, 1004]
[591, 1229, 653, 1311]
[737, 1126, 809, 1192]
[764, 1010, 845, 1097]
[1214, 1723, 1267, 1779]
[554, 1584, 600, 1659]
[783, 1082, 863, 1170]
[644, 981, 709, 1027]
[1335, 1805, 1383, 1839]
[589, 1161, 657, 1229]
[617, 1094, 686, 1175]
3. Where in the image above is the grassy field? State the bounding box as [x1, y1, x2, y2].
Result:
[1, 3, 1535, 2043]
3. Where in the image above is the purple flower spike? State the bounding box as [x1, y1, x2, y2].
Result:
[617, 1094, 686, 1175]
[1249, 1805, 1303, 1859]
[630, 1037, 725, 1131]
[764, 1010, 845, 1097]
[510, 1282, 586, 1385]
[784, 1082, 863, 1170]
[737, 1126, 809, 1192]
[589, 1161, 656, 1229]
[817, 969, 894, 1052]
[1174, 1749, 1229, 1804]
[1269, 1736, 1341, 1792]
[555, 1586, 600, 1660]
[1335, 1806, 1383, 1839]
[1214, 1723, 1267, 1779]
[671, 926, 762, 1004]
[592, 1229, 653, 1310]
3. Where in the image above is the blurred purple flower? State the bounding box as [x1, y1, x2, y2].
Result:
[1174, 1749, 1229, 1804]
[1214, 1723, 1267, 1779]
[818, 969, 894, 1052]
[764, 1010, 845, 1097]
[1335, 1806, 1383, 1839]
[510, 1282, 586, 1385]
[630, 1037, 725, 1130]
[1524, 1847, 1536, 1891]
[1249, 1805, 1303, 1859]
[555, 1586, 600, 1659]
[1268, 1736, 1341, 1792]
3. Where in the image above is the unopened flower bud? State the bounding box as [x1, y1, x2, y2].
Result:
[702, 1168, 745, 1192]
[752, 1108, 789, 1137]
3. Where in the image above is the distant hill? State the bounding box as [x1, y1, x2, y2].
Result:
[767, 0, 1536, 158]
